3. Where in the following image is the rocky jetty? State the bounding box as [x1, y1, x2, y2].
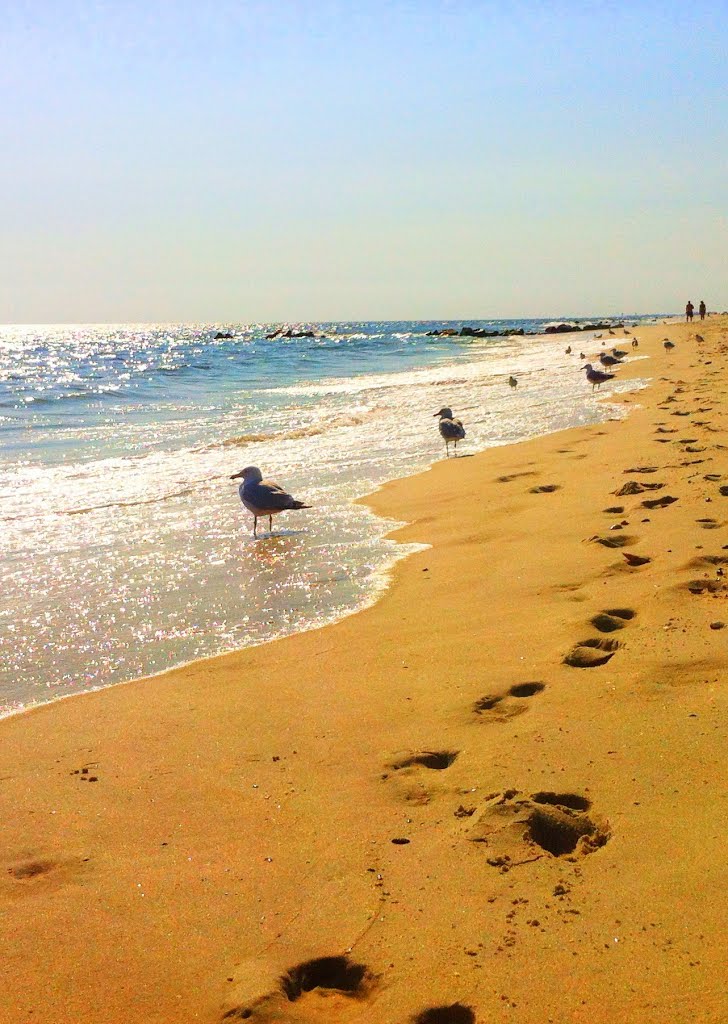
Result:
[426, 326, 525, 338]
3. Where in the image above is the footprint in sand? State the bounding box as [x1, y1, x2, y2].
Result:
[5, 854, 90, 889]
[686, 554, 728, 569]
[683, 579, 727, 596]
[222, 956, 376, 1022]
[465, 789, 609, 868]
[590, 608, 636, 633]
[615, 481, 664, 496]
[472, 683, 546, 722]
[696, 518, 722, 530]
[563, 638, 619, 668]
[591, 534, 638, 549]
[622, 552, 652, 567]
[6, 859, 57, 880]
[389, 751, 459, 771]
[496, 471, 538, 483]
[641, 495, 678, 509]
[383, 751, 459, 805]
[411, 1006, 475, 1024]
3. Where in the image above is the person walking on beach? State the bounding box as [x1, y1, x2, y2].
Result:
[699, 300, 706, 320]
[686, 300, 694, 322]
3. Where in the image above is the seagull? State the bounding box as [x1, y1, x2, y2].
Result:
[229, 465, 311, 537]
[695, 334, 704, 342]
[434, 407, 465, 456]
[631, 338, 639, 348]
[663, 340, 675, 353]
[583, 364, 615, 389]
[508, 375, 518, 388]
[612, 347, 628, 358]
[579, 352, 586, 360]
[565, 345, 572, 354]
[599, 352, 622, 369]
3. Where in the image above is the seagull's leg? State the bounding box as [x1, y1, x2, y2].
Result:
[253, 516, 258, 538]
[269, 514, 273, 533]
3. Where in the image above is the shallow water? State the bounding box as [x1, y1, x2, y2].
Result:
[0, 317, 658, 716]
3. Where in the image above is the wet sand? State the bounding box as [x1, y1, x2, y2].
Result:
[1, 317, 727, 1024]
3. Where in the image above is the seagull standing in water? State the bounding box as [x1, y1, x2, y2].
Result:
[434, 407, 466, 456]
[230, 466, 311, 537]
[582, 364, 615, 390]
[599, 352, 622, 370]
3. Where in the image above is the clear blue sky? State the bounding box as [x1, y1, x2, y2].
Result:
[2, 1, 726, 322]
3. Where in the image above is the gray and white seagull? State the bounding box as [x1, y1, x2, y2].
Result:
[230, 465, 311, 537]
[599, 352, 622, 370]
[582, 363, 615, 390]
[434, 407, 466, 456]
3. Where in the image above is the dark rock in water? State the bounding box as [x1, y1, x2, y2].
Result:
[544, 320, 623, 334]
[215, 331, 234, 339]
[545, 323, 578, 334]
[458, 326, 525, 338]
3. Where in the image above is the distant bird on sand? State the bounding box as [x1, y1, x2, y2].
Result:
[695, 334, 704, 342]
[663, 340, 675, 353]
[594, 333, 602, 339]
[565, 345, 572, 354]
[631, 339, 639, 348]
[435, 407, 466, 456]
[230, 465, 311, 537]
[579, 352, 586, 360]
[608, 329, 615, 336]
[508, 375, 518, 388]
[599, 352, 622, 369]
[612, 347, 628, 358]
[583, 364, 615, 390]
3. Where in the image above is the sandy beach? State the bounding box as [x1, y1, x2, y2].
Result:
[1, 317, 726, 1024]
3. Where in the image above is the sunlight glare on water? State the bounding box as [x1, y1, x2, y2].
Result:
[0, 317, 657, 716]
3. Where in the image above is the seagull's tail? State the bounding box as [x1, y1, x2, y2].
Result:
[290, 501, 312, 510]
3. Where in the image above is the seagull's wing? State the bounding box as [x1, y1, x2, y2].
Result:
[246, 479, 301, 511]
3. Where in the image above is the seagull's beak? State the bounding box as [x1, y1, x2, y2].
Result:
[230, 471, 244, 480]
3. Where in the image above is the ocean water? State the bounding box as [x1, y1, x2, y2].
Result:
[0, 317, 659, 717]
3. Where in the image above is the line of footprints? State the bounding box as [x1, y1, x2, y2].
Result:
[222, 361, 727, 1023]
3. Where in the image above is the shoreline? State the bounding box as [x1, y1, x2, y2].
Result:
[2, 324, 653, 722]
[1, 316, 726, 1024]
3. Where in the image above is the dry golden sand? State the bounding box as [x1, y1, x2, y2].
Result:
[1, 318, 727, 1024]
